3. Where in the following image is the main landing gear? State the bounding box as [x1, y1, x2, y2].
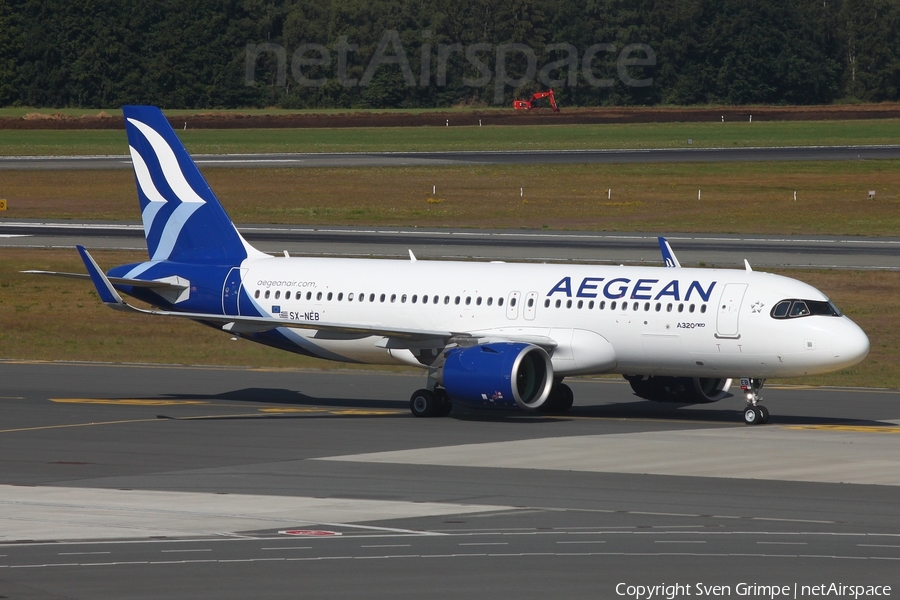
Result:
[409, 387, 453, 418]
[537, 382, 574, 414]
[409, 380, 575, 417]
[740, 378, 769, 425]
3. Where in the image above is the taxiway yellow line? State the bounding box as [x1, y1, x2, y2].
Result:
[51, 399, 211, 406]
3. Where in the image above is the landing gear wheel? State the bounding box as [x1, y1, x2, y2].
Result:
[757, 405, 770, 424]
[743, 406, 761, 425]
[537, 383, 574, 414]
[555, 383, 574, 413]
[410, 389, 437, 418]
[434, 389, 453, 417]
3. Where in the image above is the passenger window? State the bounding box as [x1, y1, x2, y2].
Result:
[337, 292, 343, 301]
[286, 291, 292, 300]
[275, 291, 281, 299]
[488, 297, 494, 306]
[667, 303, 672, 312]
[316, 291, 322, 300]
[498, 297, 504, 306]
[348, 293, 354, 301]
[465, 297, 471, 305]
[611, 301, 617, 310]
[254, 290, 260, 299]
[528, 298, 534, 308]
[411, 295, 417, 303]
[422, 295, 428, 304]
[555, 299, 561, 308]
[307, 291, 312, 300]
[368, 293, 374, 302]
[444, 296, 450, 304]
[700, 305, 707, 313]
[380, 294, 386, 302]
[391, 294, 396, 303]
[599, 301, 606, 310]
[566, 300, 572, 309]
[577, 300, 583, 309]
[511, 297, 517, 307]
[677, 303, 684, 313]
[454, 296, 460, 305]
[633, 302, 639, 311]
[644, 302, 650, 311]
[327, 292, 333, 301]
[655, 302, 661, 312]
[544, 299, 550, 308]
[588, 300, 594, 309]
[401, 295, 407, 303]
[433, 295, 439, 304]
[265, 290, 270, 299]
[476, 297, 482, 306]
[689, 304, 695, 313]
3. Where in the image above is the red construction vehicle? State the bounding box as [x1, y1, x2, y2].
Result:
[513, 89, 560, 112]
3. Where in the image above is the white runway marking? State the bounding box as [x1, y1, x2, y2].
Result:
[318, 426, 900, 486]
[0, 485, 513, 542]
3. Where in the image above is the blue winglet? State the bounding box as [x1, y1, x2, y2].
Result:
[77, 245, 125, 305]
[658, 237, 681, 268]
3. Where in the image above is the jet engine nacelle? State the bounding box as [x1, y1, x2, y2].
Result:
[442, 343, 554, 410]
[624, 375, 732, 404]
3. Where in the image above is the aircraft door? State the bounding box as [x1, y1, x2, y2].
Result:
[716, 283, 747, 338]
[222, 267, 245, 315]
[523, 291, 538, 320]
[506, 291, 521, 320]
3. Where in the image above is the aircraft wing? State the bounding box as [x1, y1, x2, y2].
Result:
[658, 237, 681, 268]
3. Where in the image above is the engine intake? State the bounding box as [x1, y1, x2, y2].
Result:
[442, 343, 554, 410]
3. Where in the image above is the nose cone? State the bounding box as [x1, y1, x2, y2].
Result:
[832, 316, 870, 370]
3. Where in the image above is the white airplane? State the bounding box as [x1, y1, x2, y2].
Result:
[30, 106, 870, 425]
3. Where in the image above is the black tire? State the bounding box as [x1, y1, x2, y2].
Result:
[555, 383, 574, 413]
[435, 389, 453, 417]
[743, 406, 760, 425]
[410, 389, 437, 418]
[757, 405, 770, 424]
[537, 383, 574, 414]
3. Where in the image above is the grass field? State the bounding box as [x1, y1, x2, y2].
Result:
[3, 119, 900, 156]
[0, 248, 895, 389]
[0, 107, 520, 118]
[2, 161, 899, 235]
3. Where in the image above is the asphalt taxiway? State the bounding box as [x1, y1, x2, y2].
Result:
[3, 221, 900, 270]
[1, 362, 898, 599]
[3, 145, 900, 170]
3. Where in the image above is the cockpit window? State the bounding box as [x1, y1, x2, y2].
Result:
[771, 299, 841, 319]
[789, 301, 810, 317]
[773, 300, 790, 318]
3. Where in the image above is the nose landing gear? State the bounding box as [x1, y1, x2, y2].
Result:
[740, 378, 768, 425]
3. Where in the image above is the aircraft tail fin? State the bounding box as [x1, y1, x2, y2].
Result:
[122, 106, 265, 264]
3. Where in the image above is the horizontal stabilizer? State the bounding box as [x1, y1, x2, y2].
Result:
[23, 270, 188, 292]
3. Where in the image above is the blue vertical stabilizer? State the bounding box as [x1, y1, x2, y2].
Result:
[123, 106, 263, 265]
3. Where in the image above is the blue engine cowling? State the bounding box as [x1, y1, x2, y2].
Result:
[442, 343, 554, 410]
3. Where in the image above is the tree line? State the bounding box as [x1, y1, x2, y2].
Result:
[0, 0, 898, 109]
